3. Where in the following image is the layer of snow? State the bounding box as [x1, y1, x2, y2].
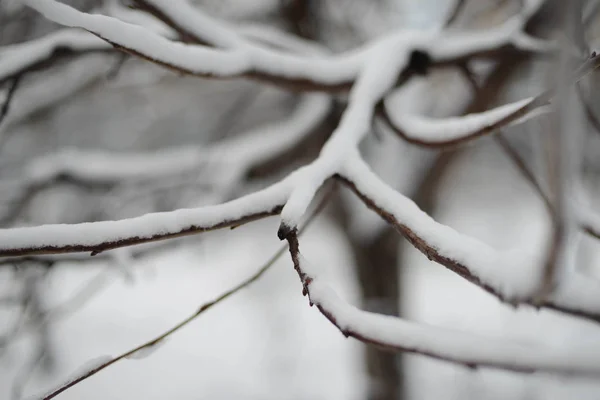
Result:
[0, 29, 108, 82]
[24, 0, 364, 85]
[340, 155, 600, 318]
[301, 251, 600, 373]
[24, 0, 551, 93]
[3, 218, 364, 400]
[384, 97, 544, 144]
[0, 177, 293, 254]
[136, 0, 244, 48]
[23, 147, 210, 183]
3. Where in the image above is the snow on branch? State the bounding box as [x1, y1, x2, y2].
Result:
[0, 29, 109, 85]
[6, 0, 600, 378]
[380, 96, 551, 147]
[380, 51, 600, 148]
[0, 176, 293, 257]
[24, 0, 361, 92]
[15, 93, 328, 183]
[338, 156, 600, 323]
[29, 191, 331, 400]
[0, 92, 330, 228]
[131, 0, 245, 48]
[0, 1, 176, 86]
[24, 0, 550, 93]
[284, 231, 600, 375]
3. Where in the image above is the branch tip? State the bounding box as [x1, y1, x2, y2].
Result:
[277, 223, 296, 240]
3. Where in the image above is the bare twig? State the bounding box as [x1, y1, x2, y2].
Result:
[576, 82, 600, 135]
[12, 346, 46, 400]
[0, 75, 23, 127]
[444, 0, 467, 27]
[37, 185, 333, 400]
[494, 134, 553, 215]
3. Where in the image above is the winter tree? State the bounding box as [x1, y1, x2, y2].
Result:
[2, 0, 600, 399]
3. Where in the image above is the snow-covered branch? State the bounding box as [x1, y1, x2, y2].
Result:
[284, 230, 600, 374]
[0, 29, 109, 85]
[4, 0, 600, 382]
[380, 96, 551, 147]
[0, 176, 292, 257]
[379, 51, 600, 148]
[0, 92, 330, 227]
[23, 0, 550, 93]
[337, 156, 600, 323]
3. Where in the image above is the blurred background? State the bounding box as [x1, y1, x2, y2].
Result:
[2, 0, 600, 399]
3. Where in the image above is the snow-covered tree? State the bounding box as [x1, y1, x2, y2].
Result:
[2, 1, 600, 399]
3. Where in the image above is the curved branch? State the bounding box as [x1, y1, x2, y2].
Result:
[0, 28, 110, 86]
[380, 52, 600, 148]
[283, 231, 600, 375]
[24, 0, 550, 93]
[379, 95, 552, 148]
[131, 0, 243, 48]
[338, 156, 600, 324]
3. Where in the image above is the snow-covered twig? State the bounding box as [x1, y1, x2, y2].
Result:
[0, 29, 110, 86]
[379, 96, 551, 147]
[0, 174, 295, 257]
[337, 156, 600, 323]
[283, 230, 600, 375]
[379, 51, 600, 148]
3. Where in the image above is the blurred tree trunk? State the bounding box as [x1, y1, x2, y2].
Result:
[349, 226, 402, 400]
[339, 149, 455, 400]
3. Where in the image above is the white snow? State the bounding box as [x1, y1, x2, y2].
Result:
[4, 218, 365, 400]
[384, 97, 544, 144]
[136, 0, 245, 48]
[297, 251, 600, 374]
[341, 155, 548, 300]
[24, 0, 363, 85]
[15, 91, 328, 185]
[0, 29, 108, 81]
[24, 147, 209, 183]
[23, 0, 552, 93]
[0, 176, 293, 254]
[340, 154, 600, 320]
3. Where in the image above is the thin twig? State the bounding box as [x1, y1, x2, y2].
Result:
[444, 0, 467, 27]
[494, 134, 554, 215]
[1, 271, 111, 352]
[0, 75, 23, 127]
[576, 82, 600, 135]
[38, 184, 334, 400]
[12, 346, 46, 400]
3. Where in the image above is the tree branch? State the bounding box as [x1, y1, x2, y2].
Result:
[337, 156, 600, 325]
[35, 183, 333, 400]
[281, 229, 600, 375]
